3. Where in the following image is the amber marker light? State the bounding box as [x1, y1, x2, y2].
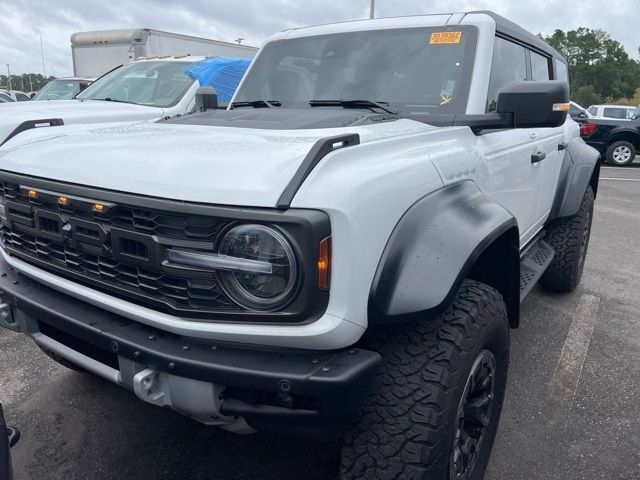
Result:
[93, 203, 105, 213]
[318, 237, 331, 291]
[58, 196, 69, 206]
[27, 190, 37, 199]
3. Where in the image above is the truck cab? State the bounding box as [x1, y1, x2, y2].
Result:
[0, 11, 599, 480]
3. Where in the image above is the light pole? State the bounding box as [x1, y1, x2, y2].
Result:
[6, 65, 11, 91]
[370, 0, 375, 19]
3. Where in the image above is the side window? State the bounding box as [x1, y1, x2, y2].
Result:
[486, 37, 527, 112]
[554, 59, 569, 82]
[530, 52, 550, 80]
[588, 107, 598, 116]
[15, 92, 30, 102]
[603, 107, 626, 119]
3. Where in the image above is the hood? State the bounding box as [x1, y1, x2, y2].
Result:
[0, 118, 434, 207]
[0, 99, 163, 145]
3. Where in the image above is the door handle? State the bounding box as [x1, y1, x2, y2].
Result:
[531, 152, 546, 164]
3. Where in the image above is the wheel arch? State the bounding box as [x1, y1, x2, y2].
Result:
[368, 181, 521, 329]
[548, 137, 600, 222]
[606, 129, 640, 151]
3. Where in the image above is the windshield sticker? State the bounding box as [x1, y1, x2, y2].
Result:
[440, 95, 453, 105]
[430, 31, 462, 44]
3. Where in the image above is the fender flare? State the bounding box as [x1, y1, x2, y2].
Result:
[548, 137, 600, 221]
[368, 181, 518, 324]
[0, 118, 64, 147]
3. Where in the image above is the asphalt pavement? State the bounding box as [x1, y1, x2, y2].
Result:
[1, 160, 639, 480]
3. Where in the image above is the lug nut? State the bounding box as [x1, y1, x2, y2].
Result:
[12, 280, 18, 285]
[182, 345, 190, 351]
[110, 340, 119, 352]
[168, 362, 176, 370]
[322, 366, 330, 372]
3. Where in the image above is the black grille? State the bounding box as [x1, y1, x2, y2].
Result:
[0, 181, 242, 317]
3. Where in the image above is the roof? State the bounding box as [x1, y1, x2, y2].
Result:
[273, 11, 567, 64]
[470, 11, 567, 63]
[70, 28, 257, 51]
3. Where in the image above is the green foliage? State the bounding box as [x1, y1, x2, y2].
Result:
[542, 28, 640, 106]
[613, 87, 640, 106]
[0, 73, 55, 92]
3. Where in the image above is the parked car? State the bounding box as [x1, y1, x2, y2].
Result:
[0, 11, 599, 480]
[31, 77, 95, 101]
[570, 101, 591, 120]
[0, 93, 14, 103]
[0, 404, 20, 480]
[579, 116, 640, 165]
[0, 55, 252, 146]
[0, 90, 30, 102]
[587, 104, 636, 120]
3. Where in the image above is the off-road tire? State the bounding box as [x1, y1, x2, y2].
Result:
[605, 140, 636, 166]
[340, 280, 510, 480]
[38, 345, 87, 373]
[539, 186, 594, 293]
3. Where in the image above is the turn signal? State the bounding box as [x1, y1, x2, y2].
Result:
[27, 190, 37, 199]
[318, 237, 331, 291]
[552, 102, 570, 112]
[58, 196, 69, 206]
[93, 203, 105, 213]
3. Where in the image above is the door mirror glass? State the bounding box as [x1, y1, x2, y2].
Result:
[497, 81, 569, 128]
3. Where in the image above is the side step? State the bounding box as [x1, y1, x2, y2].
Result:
[519, 239, 555, 302]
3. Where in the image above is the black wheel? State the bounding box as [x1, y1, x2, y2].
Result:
[606, 141, 636, 166]
[340, 280, 510, 480]
[37, 345, 88, 373]
[539, 186, 594, 293]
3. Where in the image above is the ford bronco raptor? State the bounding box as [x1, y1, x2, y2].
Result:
[0, 11, 599, 480]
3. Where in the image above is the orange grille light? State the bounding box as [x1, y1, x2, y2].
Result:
[27, 190, 37, 199]
[58, 196, 69, 206]
[318, 237, 331, 290]
[93, 203, 105, 213]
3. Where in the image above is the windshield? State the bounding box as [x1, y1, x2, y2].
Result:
[233, 26, 477, 115]
[32, 80, 89, 101]
[76, 61, 195, 108]
[0, 93, 14, 103]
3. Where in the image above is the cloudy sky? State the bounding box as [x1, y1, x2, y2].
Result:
[0, 0, 638, 77]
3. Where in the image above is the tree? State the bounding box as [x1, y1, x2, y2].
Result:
[542, 28, 640, 106]
[0, 73, 55, 92]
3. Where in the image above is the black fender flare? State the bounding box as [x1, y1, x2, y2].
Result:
[548, 137, 600, 222]
[0, 118, 64, 147]
[368, 181, 518, 325]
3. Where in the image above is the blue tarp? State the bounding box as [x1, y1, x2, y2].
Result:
[183, 57, 251, 102]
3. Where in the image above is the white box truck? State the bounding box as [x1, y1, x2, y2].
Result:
[71, 28, 257, 77]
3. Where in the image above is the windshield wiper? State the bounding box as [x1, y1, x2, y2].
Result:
[93, 97, 133, 104]
[309, 99, 399, 115]
[231, 100, 282, 109]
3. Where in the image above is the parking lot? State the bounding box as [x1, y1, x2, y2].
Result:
[0, 161, 639, 480]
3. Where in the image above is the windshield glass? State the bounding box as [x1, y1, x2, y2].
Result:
[233, 26, 477, 115]
[76, 61, 195, 108]
[33, 80, 87, 101]
[0, 93, 14, 102]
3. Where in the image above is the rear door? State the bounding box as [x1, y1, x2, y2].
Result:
[477, 36, 544, 246]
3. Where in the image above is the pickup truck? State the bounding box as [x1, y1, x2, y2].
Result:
[0, 11, 599, 480]
[579, 116, 640, 166]
[0, 55, 249, 147]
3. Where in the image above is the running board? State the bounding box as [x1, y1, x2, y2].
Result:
[520, 239, 555, 302]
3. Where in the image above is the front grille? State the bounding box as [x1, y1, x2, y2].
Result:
[0, 181, 243, 317]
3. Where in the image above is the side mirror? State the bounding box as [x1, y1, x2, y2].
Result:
[497, 81, 569, 128]
[578, 112, 587, 119]
[195, 86, 218, 112]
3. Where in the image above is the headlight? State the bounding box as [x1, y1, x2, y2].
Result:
[217, 224, 299, 311]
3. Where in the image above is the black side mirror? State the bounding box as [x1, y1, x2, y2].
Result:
[497, 81, 569, 128]
[195, 86, 218, 112]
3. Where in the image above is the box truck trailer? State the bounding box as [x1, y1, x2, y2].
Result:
[70, 28, 258, 77]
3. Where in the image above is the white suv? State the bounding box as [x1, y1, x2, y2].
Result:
[0, 11, 599, 479]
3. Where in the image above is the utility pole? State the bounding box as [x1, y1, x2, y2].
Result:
[6, 65, 11, 91]
[29, 74, 33, 92]
[370, 0, 375, 19]
[40, 36, 46, 77]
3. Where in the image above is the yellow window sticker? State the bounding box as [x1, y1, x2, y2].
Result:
[430, 31, 462, 44]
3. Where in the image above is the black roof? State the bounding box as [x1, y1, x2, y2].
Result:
[470, 11, 567, 63]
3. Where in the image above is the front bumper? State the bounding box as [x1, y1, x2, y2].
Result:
[0, 256, 380, 439]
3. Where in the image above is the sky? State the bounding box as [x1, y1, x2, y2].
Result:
[0, 0, 638, 77]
